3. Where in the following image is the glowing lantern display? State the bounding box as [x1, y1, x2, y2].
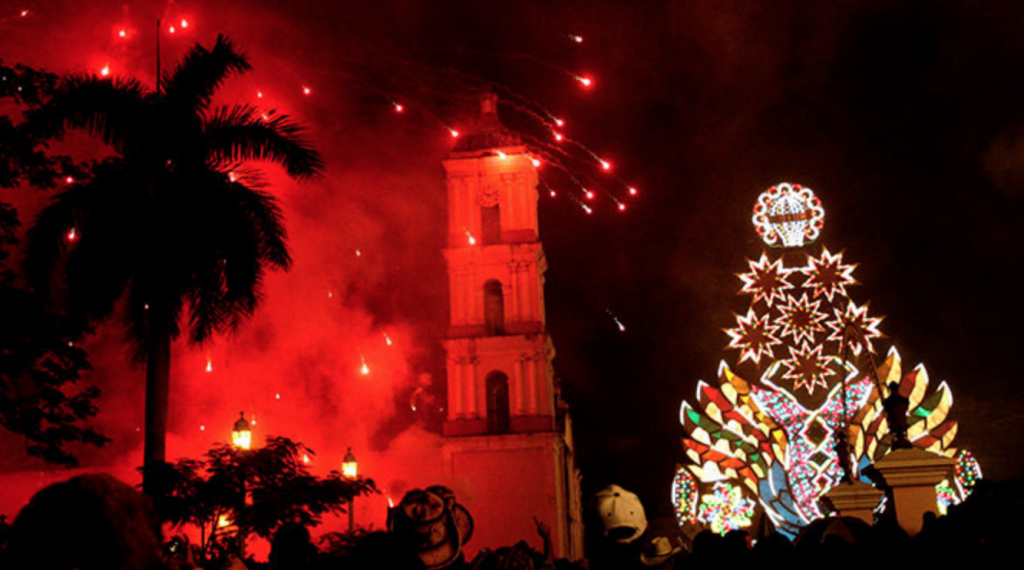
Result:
[672, 465, 699, 526]
[677, 187, 973, 538]
[752, 182, 825, 248]
[232, 411, 252, 450]
[697, 482, 755, 535]
[342, 447, 357, 479]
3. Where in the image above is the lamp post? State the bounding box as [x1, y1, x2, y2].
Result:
[342, 447, 357, 532]
[232, 411, 252, 450]
[231, 411, 251, 558]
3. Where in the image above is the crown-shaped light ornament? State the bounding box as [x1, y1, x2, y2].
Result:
[752, 183, 825, 248]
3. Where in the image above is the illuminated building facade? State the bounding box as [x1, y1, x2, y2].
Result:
[440, 94, 584, 558]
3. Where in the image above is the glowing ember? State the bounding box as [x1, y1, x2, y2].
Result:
[360, 355, 370, 375]
[180, 19, 188, 29]
[66, 227, 78, 241]
[383, 331, 393, 346]
[600, 159, 611, 171]
[618, 203, 626, 211]
[100, 65, 110, 77]
[355, 249, 362, 257]
[227, 171, 237, 182]
[392, 101, 404, 112]
[465, 229, 476, 245]
[554, 118, 565, 127]
[582, 204, 593, 215]
[303, 86, 311, 95]
[303, 454, 310, 464]
[577, 75, 593, 87]
[569, 34, 584, 43]
[200, 425, 205, 431]
[275, 393, 281, 400]
[448, 128, 460, 138]
[64, 176, 74, 184]
[118, 29, 126, 38]
[205, 358, 213, 373]
[585, 190, 595, 200]
[257, 90, 263, 98]
[495, 150, 507, 159]
[628, 186, 638, 196]
[20, 10, 28, 17]
[531, 157, 542, 168]
[554, 132, 564, 142]
[169, 26, 176, 34]
[218, 515, 231, 528]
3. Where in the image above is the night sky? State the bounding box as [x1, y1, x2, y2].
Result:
[2, 0, 1022, 524]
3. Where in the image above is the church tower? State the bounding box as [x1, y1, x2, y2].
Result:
[441, 93, 583, 558]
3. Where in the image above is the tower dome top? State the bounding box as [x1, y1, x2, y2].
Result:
[451, 91, 522, 154]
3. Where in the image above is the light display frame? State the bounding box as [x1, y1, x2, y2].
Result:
[678, 188, 974, 538]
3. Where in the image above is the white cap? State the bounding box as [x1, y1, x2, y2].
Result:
[594, 484, 647, 544]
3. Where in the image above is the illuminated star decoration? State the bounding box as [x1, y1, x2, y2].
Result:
[751, 182, 825, 248]
[826, 301, 883, 356]
[739, 254, 793, 307]
[775, 293, 828, 346]
[726, 308, 781, 364]
[780, 344, 834, 394]
[697, 482, 756, 535]
[672, 466, 699, 526]
[804, 248, 856, 302]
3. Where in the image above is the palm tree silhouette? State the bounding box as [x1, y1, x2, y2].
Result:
[24, 35, 323, 494]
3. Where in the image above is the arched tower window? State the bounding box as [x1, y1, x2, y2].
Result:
[484, 280, 505, 335]
[486, 371, 510, 434]
[481, 205, 501, 245]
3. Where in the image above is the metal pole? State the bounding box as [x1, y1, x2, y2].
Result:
[239, 478, 246, 558]
[349, 496, 355, 532]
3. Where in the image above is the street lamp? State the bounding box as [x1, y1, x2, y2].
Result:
[342, 447, 357, 479]
[231, 411, 252, 558]
[232, 411, 251, 450]
[342, 447, 357, 532]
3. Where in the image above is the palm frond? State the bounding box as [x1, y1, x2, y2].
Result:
[163, 35, 252, 113]
[230, 184, 291, 270]
[188, 262, 229, 344]
[205, 105, 324, 179]
[24, 74, 148, 149]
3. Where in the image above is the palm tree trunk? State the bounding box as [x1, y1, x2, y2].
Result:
[142, 307, 171, 497]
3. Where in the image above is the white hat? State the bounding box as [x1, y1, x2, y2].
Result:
[594, 484, 647, 544]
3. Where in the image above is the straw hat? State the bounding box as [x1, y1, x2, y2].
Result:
[388, 488, 474, 569]
[640, 536, 682, 567]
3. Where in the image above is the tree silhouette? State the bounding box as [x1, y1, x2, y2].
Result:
[156, 437, 374, 563]
[23, 35, 323, 493]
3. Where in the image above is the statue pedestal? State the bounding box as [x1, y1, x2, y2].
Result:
[822, 480, 883, 525]
[873, 448, 954, 536]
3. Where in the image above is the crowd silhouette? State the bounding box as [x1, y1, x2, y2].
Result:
[0, 475, 1020, 569]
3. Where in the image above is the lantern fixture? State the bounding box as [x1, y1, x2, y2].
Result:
[232, 411, 252, 450]
[342, 447, 357, 479]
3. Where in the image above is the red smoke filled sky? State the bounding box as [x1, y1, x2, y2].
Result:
[3, 0, 1024, 529]
[0, 0, 463, 525]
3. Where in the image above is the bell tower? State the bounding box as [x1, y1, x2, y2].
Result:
[441, 93, 583, 558]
